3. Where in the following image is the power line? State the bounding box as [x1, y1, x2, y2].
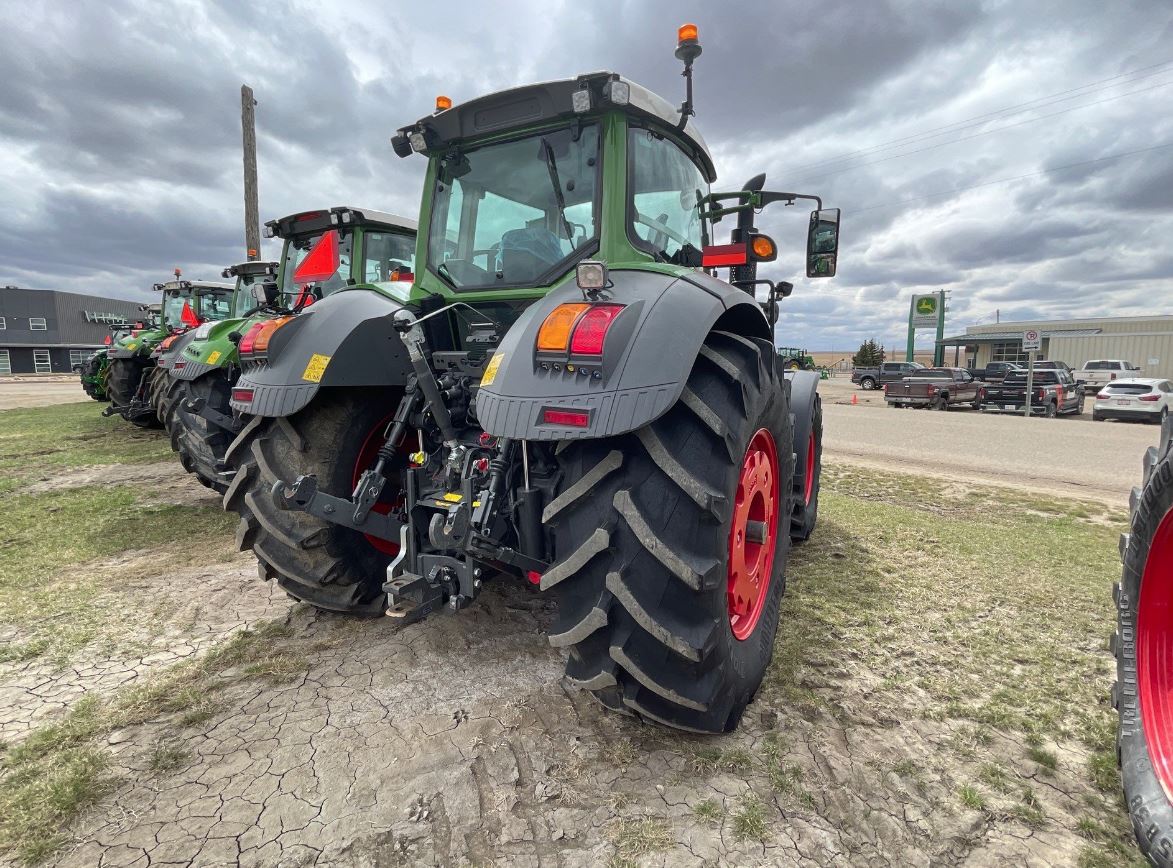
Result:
[783, 58, 1173, 175]
[788, 78, 1173, 185]
[852, 140, 1173, 214]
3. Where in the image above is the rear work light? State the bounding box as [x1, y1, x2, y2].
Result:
[542, 408, 590, 428]
[232, 388, 254, 404]
[537, 303, 625, 356]
[238, 322, 267, 355]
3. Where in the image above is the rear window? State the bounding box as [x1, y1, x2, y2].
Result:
[1083, 361, 1121, 370]
[1004, 371, 1058, 385]
[1105, 383, 1153, 395]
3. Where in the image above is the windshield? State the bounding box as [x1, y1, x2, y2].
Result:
[628, 127, 709, 262]
[161, 291, 194, 328]
[362, 230, 416, 291]
[195, 290, 233, 321]
[281, 229, 354, 300]
[427, 124, 600, 290]
[232, 278, 257, 318]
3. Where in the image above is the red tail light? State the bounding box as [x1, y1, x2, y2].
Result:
[173, 361, 186, 370]
[542, 408, 590, 428]
[1096, 390, 1109, 399]
[238, 322, 267, 355]
[1140, 394, 1161, 402]
[232, 388, 254, 403]
[701, 243, 747, 268]
[569, 304, 624, 355]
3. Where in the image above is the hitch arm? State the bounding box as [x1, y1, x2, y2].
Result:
[273, 476, 404, 543]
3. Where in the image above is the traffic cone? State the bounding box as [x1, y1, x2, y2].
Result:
[851, 393, 858, 405]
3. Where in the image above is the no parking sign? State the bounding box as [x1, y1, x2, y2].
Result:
[1023, 329, 1041, 351]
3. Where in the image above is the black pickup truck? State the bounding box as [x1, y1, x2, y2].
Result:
[966, 362, 1024, 383]
[982, 369, 1085, 417]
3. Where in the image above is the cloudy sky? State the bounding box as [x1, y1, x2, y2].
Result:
[2, 0, 1171, 352]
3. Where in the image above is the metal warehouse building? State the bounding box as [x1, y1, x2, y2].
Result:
[939, 314, 1173, 380]
[0, 285, 144, 375]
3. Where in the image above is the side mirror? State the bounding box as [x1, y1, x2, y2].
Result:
[806, 208, 840, 278]
[252, 281, 280, 306]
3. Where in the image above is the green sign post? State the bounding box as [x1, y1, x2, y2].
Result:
[906, 291, 946, 363]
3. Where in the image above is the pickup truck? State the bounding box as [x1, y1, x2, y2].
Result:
[965, 362, 1024, 383]
[884, 367, 984, 410]
[1075, 359, 1142, 392]
[851, 361, 925, 390]
[982, 369, 1085, 417]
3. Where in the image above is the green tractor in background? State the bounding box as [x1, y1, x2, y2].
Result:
[168, 208, 416, 492]
[220, 25, 839, 732]
[74, 329, 127, 402]
[105, 277, 234, 427]
[776, 345, 816, 371]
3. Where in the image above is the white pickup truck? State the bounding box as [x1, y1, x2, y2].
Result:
[1075, 359, 1142, 392]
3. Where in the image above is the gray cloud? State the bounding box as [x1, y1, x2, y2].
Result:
[1, 0, 1172, 346]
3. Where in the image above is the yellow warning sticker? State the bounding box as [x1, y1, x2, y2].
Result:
[125, 340, 138, 351]
[207, 350, 222, 365]
[442, 492, 463, 503]
[481, 353, 504, 386]
[302, 353, 331, 383]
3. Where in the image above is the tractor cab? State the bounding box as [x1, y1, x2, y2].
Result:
[153, 279, 236, 333]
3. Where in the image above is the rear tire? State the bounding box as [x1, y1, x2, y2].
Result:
[934, 394, 948, 411]
[107, 357, 159, 428]
[221, 388, 398, 615]
[860, 377, 876, 390]
[544, 331, 794, 733]
[1115, 414, 1173, 865]
[174, 374, 234, 494]
[1045, 401, 1058, 418]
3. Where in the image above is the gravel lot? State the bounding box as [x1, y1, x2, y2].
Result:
[0, 379, 89, 410]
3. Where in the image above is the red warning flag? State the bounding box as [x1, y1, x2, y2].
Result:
[180, 300, 201, 327]
[293, 229, 340, 285]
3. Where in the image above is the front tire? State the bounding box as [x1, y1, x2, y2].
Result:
[221, 388, 398, 615]
[860, 377, 876, 391]
[1115, 414, 1173, 865]
[544, 331, 794, 733]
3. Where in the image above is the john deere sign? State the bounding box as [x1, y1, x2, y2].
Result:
[912, 294, 939, 328]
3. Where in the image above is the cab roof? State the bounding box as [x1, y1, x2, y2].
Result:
[152, 280, 235, 293]
[222, 260, 279, 279]
[394, 71, 716, 182]
[265, 206, 418, 240]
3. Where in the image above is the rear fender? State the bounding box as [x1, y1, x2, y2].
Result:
[476, 268, 770, 440]
[229, 289, 412, 417]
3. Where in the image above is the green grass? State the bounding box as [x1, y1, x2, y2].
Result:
[0, 403, 172, 482]
[0, 485, 236, 664]
[692, 799, 722, 822]
[0, 622, 304, 865]
[608, 816, 672, 861]
[732, 792, 768, 842]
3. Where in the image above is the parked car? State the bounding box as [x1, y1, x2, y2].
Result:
[1092, 378, 1173, 423]
[884, 367, 984, 410]
[1033, 360, 1072, 374]
[982, 369, 1085, 417]
[965, 361, 1024, 383]
[1075, 359, 1142, 392]
[851, 361, 924, 390]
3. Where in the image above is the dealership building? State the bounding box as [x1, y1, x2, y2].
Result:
[0, 285, 144, 375]
[939, 314, 1173, 380]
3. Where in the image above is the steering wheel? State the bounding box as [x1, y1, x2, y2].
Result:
[635, 211, 689, 249]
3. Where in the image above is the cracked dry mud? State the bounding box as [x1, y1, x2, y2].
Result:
[2, 459, 1120, 866]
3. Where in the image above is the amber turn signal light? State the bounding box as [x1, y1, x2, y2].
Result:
[537, 303, 589, 352]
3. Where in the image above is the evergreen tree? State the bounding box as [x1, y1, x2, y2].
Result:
[852, 339, 886, 367]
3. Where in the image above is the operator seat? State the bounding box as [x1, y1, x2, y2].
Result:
[497, 227, 565, 283]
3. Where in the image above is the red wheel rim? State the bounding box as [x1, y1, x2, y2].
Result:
[1139, 506, 1173, 801]
[352, 416, 405, 557]
[727, 428, 780, 641]
[803, 430, 816, 505]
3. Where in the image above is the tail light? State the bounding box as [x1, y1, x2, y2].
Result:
[1110, 373, 1117, 380]
[1096, 390, 1110, 399]
[238, 322, 267, 356]
[542, 408, 590, 428]
[232, 388, 254, 403]
[1036, 388, 1045, 400]
[536, 303, 625, 356]
[1140, 394, 1161, 402]
[252, 316, 293, 355]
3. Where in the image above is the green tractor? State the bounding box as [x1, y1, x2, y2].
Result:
[74, 332, 124, 402]
[1115, 414, 1173, 864]
[221, 26, 839, 732]
[776, 345, 815, 371]
[169, 207, 416, 492]
[105, 278, 234, 427]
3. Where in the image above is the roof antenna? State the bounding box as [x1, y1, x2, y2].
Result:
[674, 24, 702, 131]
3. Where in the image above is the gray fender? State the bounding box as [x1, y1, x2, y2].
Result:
[158, 330, 197, 372]
[476, 268, 770, 441]
[786, 369, 821, 482]
[230, 289, 412, 417]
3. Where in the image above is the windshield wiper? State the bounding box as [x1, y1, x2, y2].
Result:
[540, 138, 575, 244]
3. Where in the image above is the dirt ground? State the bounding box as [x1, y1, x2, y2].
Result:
[0, 400, 1144, 867]
[0, 380, 89, 410]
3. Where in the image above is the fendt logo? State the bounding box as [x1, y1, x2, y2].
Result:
[84, 312, 130, 326]
[915, 296, 937, 316]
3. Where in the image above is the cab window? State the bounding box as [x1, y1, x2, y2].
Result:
[627, 127, 709, 263]
[363, 231, 416, 290]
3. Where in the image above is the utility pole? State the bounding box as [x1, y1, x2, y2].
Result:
[241, 85, 260, 261]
